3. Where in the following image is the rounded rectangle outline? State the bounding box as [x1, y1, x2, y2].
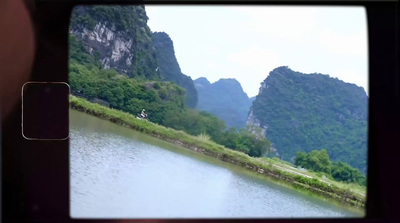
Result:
[21, 81, 71, 141]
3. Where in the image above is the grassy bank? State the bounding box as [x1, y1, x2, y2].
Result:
[70, 95, 366, 208]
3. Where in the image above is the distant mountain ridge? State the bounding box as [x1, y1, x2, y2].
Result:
[248, 66, 368, 173]
[194, 77, 252, 129]
[68, 6, 368, 173]
[152, 32, 197, 107]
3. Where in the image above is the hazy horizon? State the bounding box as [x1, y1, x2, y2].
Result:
[190, 66, 367, 98]
[146, 6, 368, 97]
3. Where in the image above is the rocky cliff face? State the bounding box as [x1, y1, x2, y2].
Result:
[246, 105, 279, 157]
[248, 66, 368, 172]
[194, 77, 252, 129]
[71, 22, 130, 72]
[69, 6, 199, 107]
[246, 82, 269, 136]
[70, 6, 159, 79]
[246, 110, 267, 136]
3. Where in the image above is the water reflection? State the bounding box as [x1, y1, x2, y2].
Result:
[70, 110, 363, 218]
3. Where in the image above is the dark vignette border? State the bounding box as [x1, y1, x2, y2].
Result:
[1, 0, 398, 222]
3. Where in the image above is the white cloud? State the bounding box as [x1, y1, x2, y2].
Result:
[228, 47, 281, 68]
[236, 6, 318, 39]
[146, 6, 368, 97]
[205, 61, 218, 69]
[319, 29, 367, 55]
[227, 48, 283, 96]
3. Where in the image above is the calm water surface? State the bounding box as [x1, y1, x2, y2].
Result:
[70, 109, 364, 218]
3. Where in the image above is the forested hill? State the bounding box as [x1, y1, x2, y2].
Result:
[194, 77, 252, 129]
[152, 32, 197, 107]
[249, 66, 368, 173]
[69, 6, 197, 107]
[68, 5, 273, 159]
[70, 6, 158, 79]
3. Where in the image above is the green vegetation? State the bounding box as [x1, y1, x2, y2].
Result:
[194, 77, 252, 130]
[69, 57, 271, 157]
[70, 5, 159, 80]
[71, 5, 150, 38]
[69, 96, 366, 208]
[295, 149, 333, 174]
[69, 35, 102, 69]
[69, 61, 185, 124]
[218, 126, 271, 157]
[294, 149, 366, 186]
[330, 161, 366, 186]
[252, 66, 368, 173]
[69, 29, 270, 158]
[70, 6, 198, 108]
[69, 6, 367, 209]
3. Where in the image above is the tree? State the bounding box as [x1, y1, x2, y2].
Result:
[331, 161, 366, 185]
[214, 126, 271, 157]
[294, 151, 308, 168]
[294, 149, 366, 186]
[218, 128, 239, 149]
[295, 149, 332, 174]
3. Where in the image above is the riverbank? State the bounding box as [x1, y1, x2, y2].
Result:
[69, 95, 366, 209]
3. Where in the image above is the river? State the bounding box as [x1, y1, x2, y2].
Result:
[70, 109, 364, 218]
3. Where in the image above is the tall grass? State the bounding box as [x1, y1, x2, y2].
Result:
[196, 133, 211, 142]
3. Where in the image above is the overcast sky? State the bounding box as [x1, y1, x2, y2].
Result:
[146, 6, 368, 97]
